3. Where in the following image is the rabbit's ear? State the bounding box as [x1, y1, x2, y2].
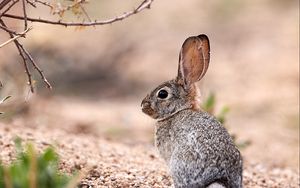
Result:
[177, 34, 210, 88]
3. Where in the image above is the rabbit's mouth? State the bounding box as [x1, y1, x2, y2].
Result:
[142, 108, 158, 119]
[141, 100, 159, 119]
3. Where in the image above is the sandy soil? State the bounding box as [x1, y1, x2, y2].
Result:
[0, 120, 298, 188]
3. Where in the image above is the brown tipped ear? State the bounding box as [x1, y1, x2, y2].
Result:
[177, 34, 210, 88]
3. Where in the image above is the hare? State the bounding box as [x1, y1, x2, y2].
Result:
[141, 35, 243, 188]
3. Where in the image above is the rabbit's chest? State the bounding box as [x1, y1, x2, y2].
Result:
[155, 121, 190, 163]
[155, 123, 176, 163]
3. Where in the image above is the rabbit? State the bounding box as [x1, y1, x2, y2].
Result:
[141, 34, 243, 188]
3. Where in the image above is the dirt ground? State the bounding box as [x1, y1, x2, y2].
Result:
[0, 120, 298, 188]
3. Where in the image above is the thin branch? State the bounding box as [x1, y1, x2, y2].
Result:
[79, 4, 92, 22]
[0, 24, 32, 36]
[25, 0, 36, 8]
[2, 0, 154, 27]
[22, 0, 28, 30]
[0, 18, 51, 90]
[33, 0, 52, 9]
[15, 44, 34, 92]
[0, 0, 154, 92]
[0, 0, 11, 10]
[0, 19, 34, 92]
[52, 0, 87, 16]
[25, 0, 50, 8]
[0, 36, 21, 48]
[136, 0, 150, 10]
[0, 0, 19, 17]
[0, 24, 18, 35]
[0, 35, 21, 48]
[22, 46, 52, 89]
[0, 27, 32, 48]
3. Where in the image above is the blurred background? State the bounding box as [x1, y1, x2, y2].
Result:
[0, 0, 299, 172]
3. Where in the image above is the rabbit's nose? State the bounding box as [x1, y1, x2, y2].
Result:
[141, 95, 150, 107]
[141, 99, 149, 108]
[141, 98, 151, 110]
[142, 101, 150, 108]
[141, 101, 152, 115]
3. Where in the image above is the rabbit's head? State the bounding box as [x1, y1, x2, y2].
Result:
[141, 35, 210, 120]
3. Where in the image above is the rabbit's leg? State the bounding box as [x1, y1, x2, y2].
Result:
[228, 174, 243, 188]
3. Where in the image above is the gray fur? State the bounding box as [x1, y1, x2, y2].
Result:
[155, 109, 242, 188]
[141, 35, 243, 188]
[141, 80, 192, 120]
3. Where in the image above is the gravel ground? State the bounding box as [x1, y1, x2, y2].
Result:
[0, 122, 299, 188]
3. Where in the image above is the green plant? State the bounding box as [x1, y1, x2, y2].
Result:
[202, 93, 251, 149]
[0, 138, 77, 188]
[201, 93, 230, 124]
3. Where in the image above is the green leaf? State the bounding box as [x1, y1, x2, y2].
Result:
[202, 93, 215, 114]
[237, 140, 251, 149]
[0, 140, 75, 188]
[216, 106, 230, 124]
[14, 137, 23, 154]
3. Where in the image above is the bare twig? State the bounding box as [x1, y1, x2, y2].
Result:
[0, 27, 32, 48]
[79, 4, 92, 22]
[0, 35, 21, 48]
[52, 0, 87, 16]
[0, 0, 19, 17]
[0, 19, 34, 92]
[0, 0, 154, 92]
[33, 0, 52, 9]
[3, 0, 154, 27]
[25, 0, 51, 8]
[0, 0, 11, 10]
[15, 45, 34, 92]
[22, 0, 28, 30]
[22, 46, 52, 89]
[26, 0, 36, 8]
[0, 24, 18, 35]
[15, 46, 35, 92]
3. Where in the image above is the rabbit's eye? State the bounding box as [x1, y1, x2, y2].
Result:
[157, 89, 168, 99]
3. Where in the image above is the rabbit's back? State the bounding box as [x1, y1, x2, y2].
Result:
[155, 109, 242, 188]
